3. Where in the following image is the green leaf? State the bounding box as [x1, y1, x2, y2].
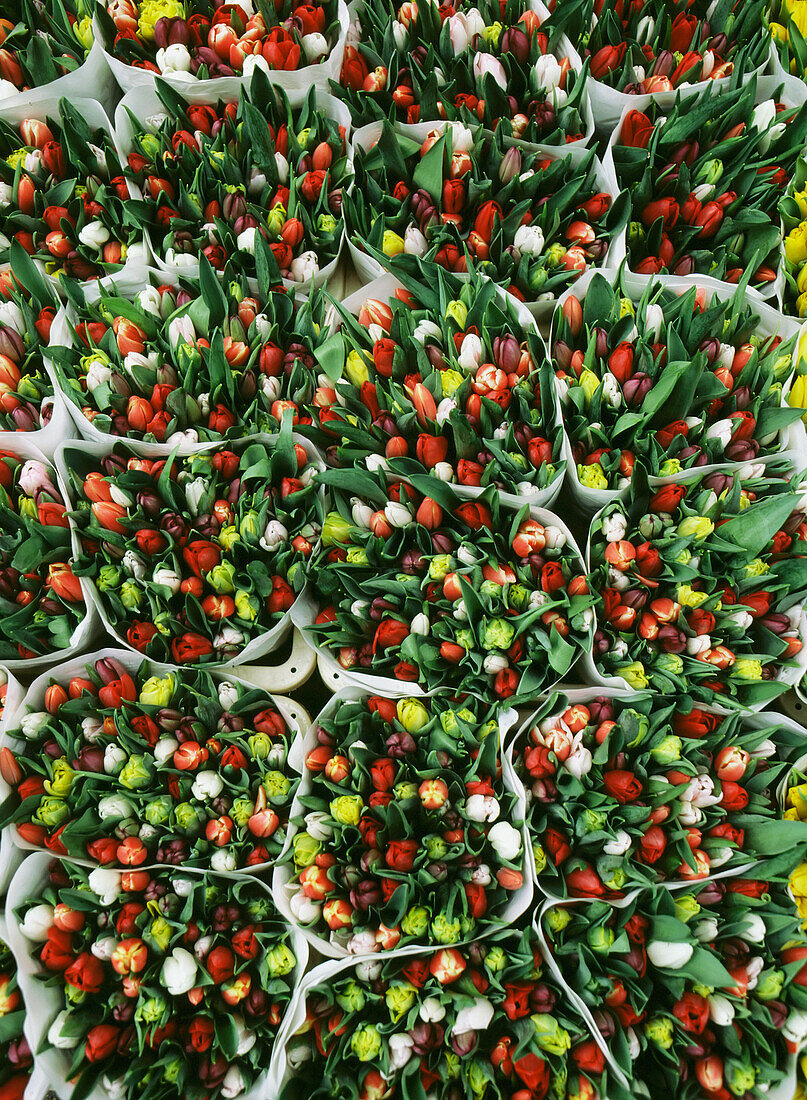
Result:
[718, 493, 798, 560]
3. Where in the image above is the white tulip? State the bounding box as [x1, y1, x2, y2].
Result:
[465, 794, 500, 822]
[533, 54, 562, 91]
[154, 738, 178, 765]
[389, 1032, 414, 1068]
[91, 937, 116, 960]
[274, 152, 290, 184]
[514, 223, 545, 257]
[458, 332, 482, 371]
[385, 501, 413, 527]
[21, 903, 54, 941]
[564, 745, 593, 778]
[289, 251, 320, 283]
[123, 550, 146, 579]
[211, 848, 238, 872]
[410, 612, 430, 635]
[97, 795, 136, 820]
[160, 948, 198, 995]
[487, 820, 521, 861]
[20, 711, 48, 738]
[104, 743, 127, 773]
[419, 997, 446, 1022]
[602, 512, 628, 542]
[603, 830, 632, 856]
[237, 227, 257, 255]
[412, 320, 443, 345]
[347, 930, 379, 954]
[354, 958, 382, 982]
[261, 519, 289, 550]
[290, 890, 321, 923]
[452, 997, 494, 1035]
[708, 994, 734, 1026]
[302, 32, 329, 60]
[78, 220, 110, 251]
[192, 770, 224, 800]
[0, 300, 25, 333]
[221, 1067, 246, 1098]
[483, 652, 509, 674]
[87, 868, 121, 905]
[218, 681, 240, 710]
[154, 567, 181, 594]
[48, 1009, 80, 1049]
[404, 224, 428, 255]
[646, 940, 693, 969]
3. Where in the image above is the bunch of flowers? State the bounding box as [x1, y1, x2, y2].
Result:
[553, 0, 769, 95]
[768, 0, 807, 82]
[47, 259, 324, 446]
[281, 692, 526, 954]
[543, 874, 807, 1098]
[338, 0, 591, 146]
[95, 0, 342, 78]
[345, 122, 626, 301]
[0, 242, 60, 435]
[309, 472, 594, 698]
[280, 929, 620, 1099]
[552, 273, 800, 494]
[514, 690, 807, 899]
[309, 268, 564, 498]
[0, 655, 300, 872]
[779, 148, 807, 317]
[615, 78, 807, 290]
[0, 932, 32, 1100]
[0, 1, 92, 98]
[65, 430, 322, 664]
[0, 100, 139, 281]
[589, 468, 807, 707]
[0, 448, 85, 661]
[122, 77, 350, 284]
[18, 859, 300, 1100]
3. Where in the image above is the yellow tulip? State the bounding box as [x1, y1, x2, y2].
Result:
[785, 223, 807, 266]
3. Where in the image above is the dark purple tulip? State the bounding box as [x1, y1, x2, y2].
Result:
[624, 372, 652, 406]
[761, 665, 776, 680]
[199, 1057, 229, 1088]
[708, 33, 728, 53]
[658, 625, 687, 653]
[171, 230, 196, 254]
[427, 861, 448, 882]
[530, 983, 556, 1012]
[76, 746, 105, 772]
[451, 1031, 478, 1057]
[402, 548, 425, 573]
[431, 532, 453, 554]
[589, 697, 614, 723]
[500, 26, 530, 62]
[622, 589, 647, 609]
[761, 613, 791, 635]
[682, 1040, 709, 1058]
[370, 597, 396, 621]
[592, 1010, 615, 1040]
[6, 1037, 31, 1067]
[531, 103, 555, 131]
[244, 988, 270, 1019]
[698, 337, 720, 365]
[359, 850, 381, 872]
[553, 339, 572, 370]
[702, 472, 733, 493]
[137, 490, 162, 517]
[0, 327, 24, 360]
[386, 731, 416, 757]
[673, 256, 695, 276]
[48, 859, 71, 886]
[725, 439, 758, 461]
[95, 657, 128, 684]
[696, 880, 725, 905]
[350, 880, 382, 910]
[652, 49, 674, 76]
[101, 454, 127, 476]
[411, 1022, 444, 1055]
[593, 629, 610, 656]
[494, 334, 521, 372]
[42, 739, 61, 759]
[102, 539, 125, 560]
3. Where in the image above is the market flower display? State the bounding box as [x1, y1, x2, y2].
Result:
[309, 268, 564, 498]
[514, 690, 807, 898]
[64, 430, 322, 664]
[0, 656, 300, 872]
[0, 932, 31, 1100]
[0, 99, 140, 280]
[543, 875, 807, 1098]
[0, 1, 92, 97]
[589, 467, 807, 707]
[96, 0, 342, 78]
[615, 77, 807, 290]
[280, 692, 526, 953]
[308, 473, 594, 698]
[47, 258, 325, 446]
[345, 121, 627, 301]
[17, 860, 300, 1100]
[552, 273, 800, 493]
[280, 929, 620, 1098]
[554, 0, 770, 95]
[121, 77, 350, 283]
[338, 0, 591, 145]
[0, 447, 85, 661]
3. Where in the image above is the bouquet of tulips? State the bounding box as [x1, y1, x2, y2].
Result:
[16, 857, 301, 1100]
[95, 0, 342, 79]
[47, 258, 324, 447]
[589, 467, 807, 707]
[121, 76, 350, 285]
[0, 448, 86, 662]
[0, 242, 62, 437]
[779, 147, 807, 317]
[309, 472, 594, 698]
[553, 0, 769, 95]
[338, 0, 591, 146]
[280, 692, 526, 954]
[513, 690, 807, 899]
[0, 99, 141, 281]
[543, 874, 807, 1099]
[310, 269, 564, 499]
[280, 929, 620, 1099]
[346, 121, 627, 302]
[0, 931, 32, 1100]
[615, 77, 807, 291]
[0, 1, 93, 96]
[64, 429, 322, 665]
[0, 654, 300, 872]
[552, 273, 801, 495]
[768, 0, 807, 82]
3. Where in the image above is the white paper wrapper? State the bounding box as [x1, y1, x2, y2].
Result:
[95, 1, 349, 99]
[302, 494, 591, 697]
[0, 647, 309, 886]
[0, 41, 116, 117]
[324, 270, 568, 509]
[347, 125, 625, 322]
[5, 849, 307, 1100]
[235, 626, 319, 698]
[553, 269, 807, 514]
[54, 432, 323, 667]
[112, 85, 352, 297]
[273, 686, 533, 958]
[0, 436, 98, 672]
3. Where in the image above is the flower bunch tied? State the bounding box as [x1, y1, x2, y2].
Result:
[282, 692, 526, 954]
[543, 874, 807, 1099]
[0, 656, 300, 872]
[515, 690, 807, 899]
[589, 468, 807, 707]
[310, 268, 564, 499]
[96, 0, 341, 78]
[0, 932, 32, 1100]
[553, 0, 769, 94]
[0, 0, 93, 98]
[281, 928, 619, 1099]
[767, 0, 807, 83]
[309, 470, 595, 698]
[0, 448, 85, 661]
[778, 146, 807, 317]
[0, 99, 141, 281]
[345, 121, 627, 302]
[553, 273, 800, 494]
[18, 859, 300, 1100]
[48, 257, 325, 446]
[339, 0, 591, 146]
[615, 77, 807, 290]
[122, 75, 350, 285]
[66, 429, 322, 664]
